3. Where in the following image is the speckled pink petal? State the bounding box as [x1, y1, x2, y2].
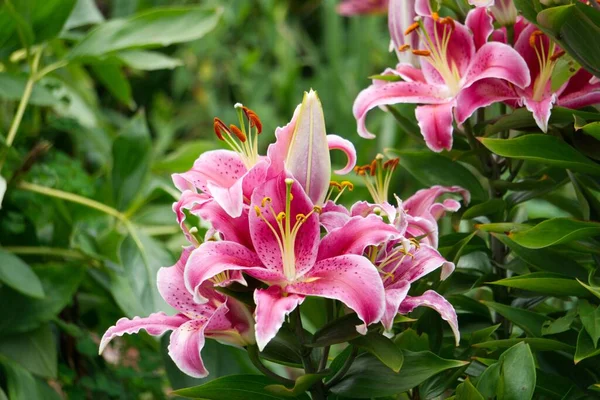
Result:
[250, 174, 320, 277]
[254, 286, 305, 351]
[382, 280, 411, 331]
[327, 134, 357, 175]
[172, 150, 246, 193]
[524, 94, 556, 133]
[289, 254, 386, 333]
[393, 64, 426, 83]
[455, 78, 518, 124]
[558, 69, 600, 109]
[191, 200, 254, 250]
[384, 244, 455, 284]
[353, 81, 450, 139]
[399, 290, 460, 346]
[415, 102, 455, 152]
[465, 7, 494, 50]
[404, 185, 470, 220]
[172, 191, 211, 245]
[168, 317, 211, 378]
[462, 42, 531, 90]
[317, 214, 401, 261]
[99, 312, 188, 354]
[206, 297, 255, 346]
[185, 241, 264, 304]
[422, 17, 475, 79]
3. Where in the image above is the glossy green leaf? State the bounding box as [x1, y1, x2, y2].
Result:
[0, 250, 44, 298]
[63, 0, 105, 30]
[497, 342, 536, 400]
[112, 112, 152, 210]
[509, 218, 600, 249]
[90, 63, 134, 108]
[578, 279, 600, 301]
[0, 264, 84, 335]
[542, 307, 577, 336]
[493, 234, 588, 279]
[173, 375, 310, 399]
[0, 356, 40, 400]
[469, 324, 501, 345]
[329, 351, 467, 398]
[462, 199, 505, 220]
[579, 300, 600, 347]
[482, 301, 548, 337]
[574, 329, 600, 364]
[309, 314, 363, 347]
[489, 272, 590, 297]
[476, 362, 501, 399]
[537, 3, 600, 77]
[577, 120, 600, 141]
[390, 150, 487, 202]
[0, 324, 57, 378]
[260, 329, 303, 368]
[68, 6, 223, 60]
[473, 338, 574, 352]
[475, 223, 530, 234]
[480, 135, 600, 176]
[456, 378, 484, 400]
[266, 372, 328, 397]
[393, 329, 429, 352]
[117, 50, 183, 70]
[351, 332, 404, 372]
[0, 73, 57, 106]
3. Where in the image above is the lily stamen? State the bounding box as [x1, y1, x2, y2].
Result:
[354, 154, 399, 204]
[529, 30, 560, 101]
[212, 104, 263, 169]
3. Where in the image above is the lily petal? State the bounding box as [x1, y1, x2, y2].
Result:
[254, 286, 305, 351]
[462, 42, 531, 90]
[185, 241, 264, 303]
[99, 312, 188, 354]
[388, 0, 419, 66]
[317, 214, 401, 261]
[173, 191, 211, 245]
[465, 7, 493, 50]
[285, 90, 332, 205]
[172, 150, 246, 193]
[404, 185, 470, 219]
[382, 280, 411, 331]
[327, 134, 357, 175]
[415, 102, 455, 152]
[191, 200, 254, 250]
[289, 254, 386, 333]
[383, 244, 455, 283]
[524, 94, 556, 133]
[168, 316, 212, 378]
[468, 0, 494, 7]
[354, 81, 450, 139]
[455, 78, 518, 124]
[399, 290, 460, 346]
[557, 69, 600, 109]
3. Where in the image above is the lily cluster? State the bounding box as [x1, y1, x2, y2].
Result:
[99, 90, 467, 378]
[353, 0, 600, 152]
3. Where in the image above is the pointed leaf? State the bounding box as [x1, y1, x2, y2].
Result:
[482, 301, 548, 337]
[462, 199, 505, 220]
[508, 218, 600, 249]
[497, 342, 536, 400]
[473, 338, 574, 352]
[0, 250, 44, 298]
[309, 314, 363, 347]
[173, 375, 310, 399]
[0, 324, 57, 378]
[579, 300, 600, 347]
[456, 379, 484, 400]
[265, 372, 329, 397]
[351, 332, 404, 372]
[489, 272, 590, 297]
[574, 329, 600, 364]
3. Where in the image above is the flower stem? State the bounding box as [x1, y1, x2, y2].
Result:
[324, 346, 358, 389]
[246, 345, 295, 386]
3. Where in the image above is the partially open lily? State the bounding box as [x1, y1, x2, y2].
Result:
[353, 8, 530, 151]
[458, 21, 600, 132]
[268, 90, 356, 205]
[99, 247, 255, 378]
[185, 173, 398, 350]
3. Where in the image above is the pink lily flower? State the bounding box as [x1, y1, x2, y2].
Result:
[353, 7, 530, 152]
[185, 173, 400, 350]
[99, 247, 255, 378]
[376, 240, 459, 344]
[458, 21, 600, 132]
[337, 0, 388, 16]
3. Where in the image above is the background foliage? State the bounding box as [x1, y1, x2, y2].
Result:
[0, 0, 599, 399]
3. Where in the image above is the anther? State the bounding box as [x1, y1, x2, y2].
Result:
[313, 205, 323, 214]
[277, 212, 286, 222]
[412, 49, 432, 57]
[261, 197, 272, 207]
[369, 160, 377, 176]
[398, 44, 410, 52]
[254, 206, 262, 217]
[213, 117, 230, 141]
[229, 125, 247, 142]
[439, 17, 455, 30]
[404, 22, 420, 35]
[431, 12, 439, 21]
[550, 50, 566, 62]
[529, 30, 544, 48]
[330, 181, 343, 190]
[242, 106, 263, 134]
[341, 181, 354, 191]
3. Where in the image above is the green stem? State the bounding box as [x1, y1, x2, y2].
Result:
[324, 346, 358, 389]
[462, 120, 490, 176]
[247, 345, 295, 386]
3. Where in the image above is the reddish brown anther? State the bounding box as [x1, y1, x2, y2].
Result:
[404, 22, 420, 36]
[229, 124, 247, 142]
[242, 106, 263, 134]
[529, 30, 544, 48]
[383, 158, 400, 170]
[398, 44, 410, 52]
[213, 117, 230, 141]
[550, 49, 566, 62]
[412, 49, 432, 57]
[439, 17, 455, 31]
[369, 160, 377, 176]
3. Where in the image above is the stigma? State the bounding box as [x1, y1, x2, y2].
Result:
[213, 104, 263, 169]
[354, 154, 399, 204]
[254, 178, 321, 282]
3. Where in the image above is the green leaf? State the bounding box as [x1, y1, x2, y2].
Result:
[542, 307, 577, 336]
[0, 356, 40, 400]
[480, 135, 600, 176]
[152, 140, 217, 173]
[112, 112, 151, 210]
[462, 199, 505, 220]
[509, 218, 600, 249]
[475, 223, 530, 234]
[265, 372, 329, 397]
[260, 329, 303, 368]
[473, 338, 574, 352]
[443, 231, 478, 265]
[0, 263, 84, 335]
[469, 324, 501, 345]
[497, 342, 536, 400]
[577, 120, 600, 141]
[489, 272, 590, 297]
[493, 234, 588, 279]
[574, 329, 600, 364]
[578, 279, 600, 301]
[537, 3, 600, 78]
[0, 324, 57, 378]
[551, 52, 580, 92]
[0, 250, 44, 298]
[0, 73, 57, 106]
[173, 375, 310, 399]
[390, 150, 487, 202]
[329, 351, 467, 398]
[482, 301, 548, 337]
[117, 50, 183, 71]
[393, 328, 429, 352]
[68, 6, 223, 60]
[309, 314, 363, 347]
[90, 63, 134, 108]
[351, 332, 404, 372]
[456, 378, 484, 400]
[63, 0, 104, 30]
[476, 362, 501, 398]
[579, 300, 600, 347]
